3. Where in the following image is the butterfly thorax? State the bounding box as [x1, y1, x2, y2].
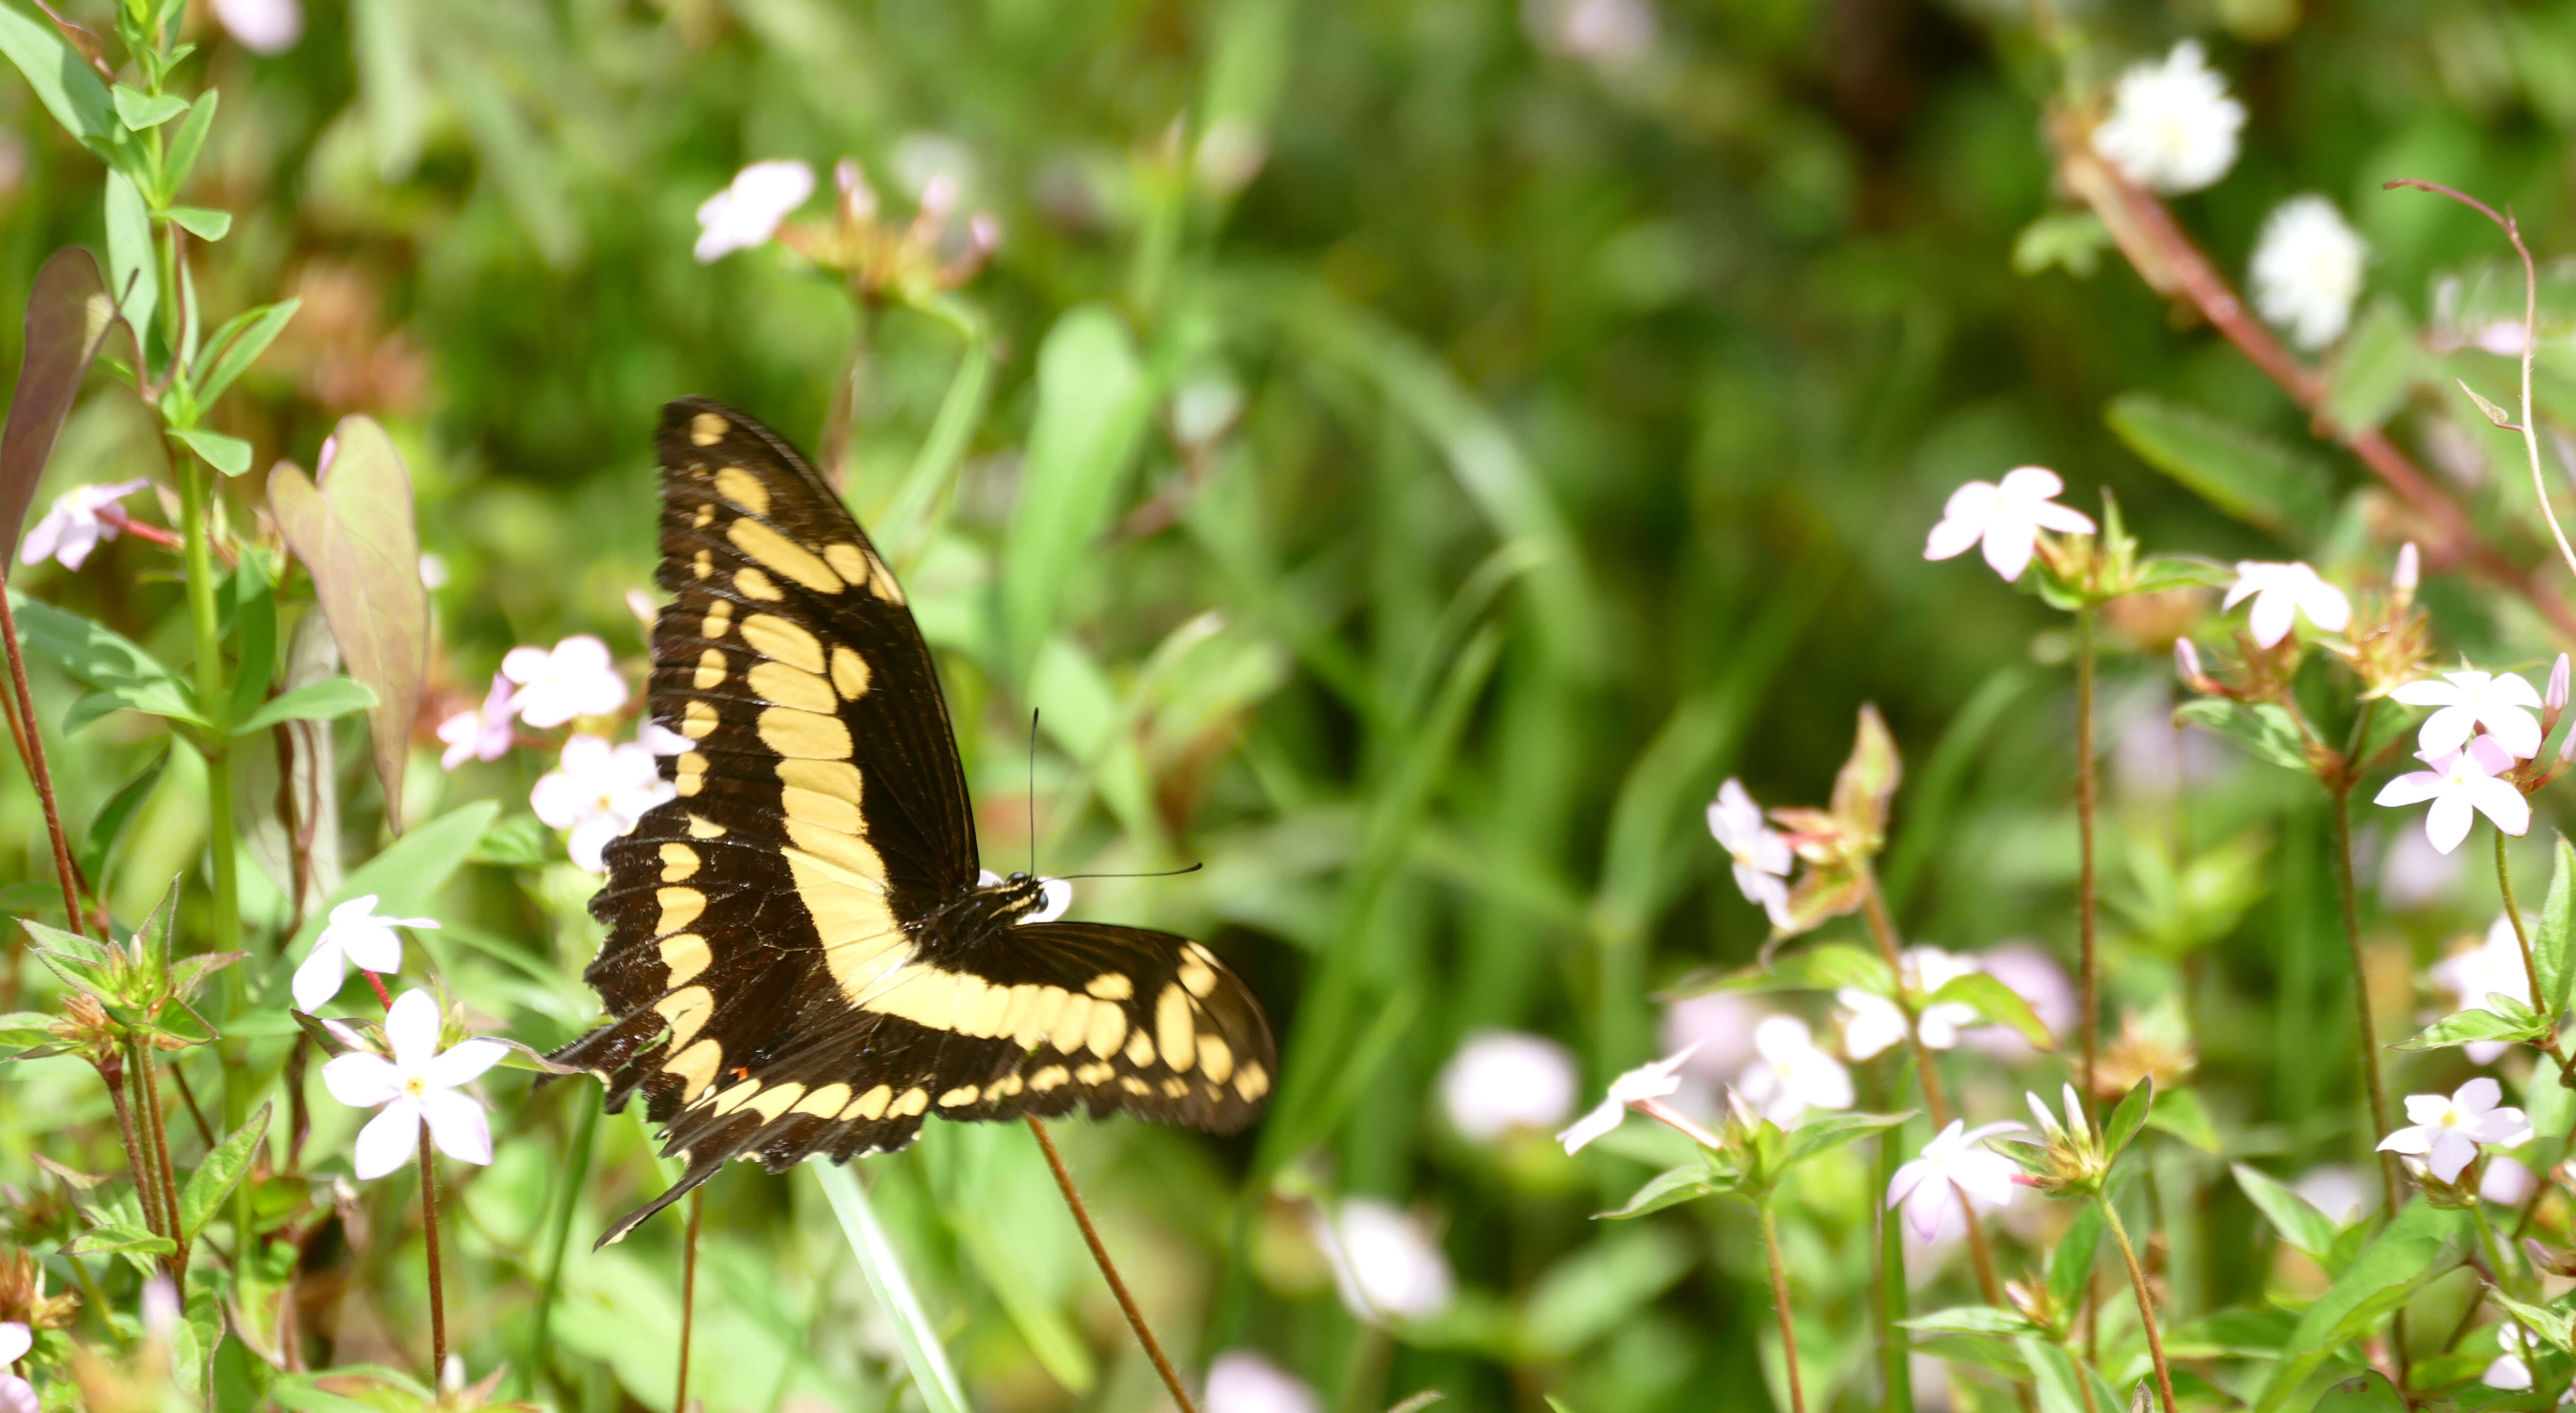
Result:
[910, 872, 1050, 959]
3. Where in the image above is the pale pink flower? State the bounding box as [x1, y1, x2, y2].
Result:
[2392, 669, 2544, 760]
[2374, 738, 2529, 855]
[1308, 1199, 1454, 1323]
[695, 160, 816, 262]
[0, 1321, 30, 1413]
[2377, 1077, 2532, 1184]
[531, 734, 673, 873]
[1437, 1031, 1578, 1141]
[436, 674, 517, 770]
[20, 478, 149, 570]
[2430, 916, 2536, 1064]
[2224, 561, 2350, 647]
[1887, 1119, 2025, 1243]
[1708, 778, 1792, 925]
[2484, 1155, 2538, 1207]
[320, 990, 507, 1180]
[1840, 947, 1981, 1059]
[1733, 1015, 1853, 1124]
[1923, 467, 2095, 582]
[2484, 1322, 2539, 1391]
[1205, 1351, 1321, 1413]
[211, 0, 301, 53]
[292, 894, 439, 1012]
[1557, 1048, 1695, 1155]
[501, 635, 628, 728]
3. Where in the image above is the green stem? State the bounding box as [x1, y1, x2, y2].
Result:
[2498, 827, 2546, 1031]
[2096, 1192, 2179, 1413]
[876, 305, 992, 569]
[814, 1162, 968, 1413]
[524, 1095, 598, 1398]
[2333, 784, 2401, 1216]
[1874, 1110, 1911, 1413]
[2075, 606, 2100, 1111]
[1760, 1202, 1807, 1413]
[175, 453, 238, 955]
[2469, 1188, 2520, 1299]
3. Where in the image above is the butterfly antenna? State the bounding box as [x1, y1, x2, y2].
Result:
[1054, 862, 1205, 882]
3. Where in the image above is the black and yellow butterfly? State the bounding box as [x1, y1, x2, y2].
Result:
[550, 397, 1276, 1245]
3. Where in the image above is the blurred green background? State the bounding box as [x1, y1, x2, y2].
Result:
[11, 0, 2576, 1409]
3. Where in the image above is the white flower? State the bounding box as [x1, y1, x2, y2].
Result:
[1660, 992, 1761, 1082]
[1310, 1198, 1454, 1323]
[2377, 1077, 2532, 1184]
[2289, 1166, 2365, 1224]
[2091, 40, 2246, 195]
[500, 635, 629, 728]
[2396, 542, 2420, 595]
[292, 894, 440, 1013]
[436, 674, 518, 770]
[1524, 0, 1658, 67]
[2484, 1154, 2538, 1207]
[1963, 943, 2077, 1058]
[2488, 1324, 2539, 1391]
[1557, 1047, 1695, 1155]
[418, 553, 449, 590]
[2224, 561, 2351, 648]
[2393, 669, 2545, 761]
[1205, 1351, 1321, 1413]
[1733, 1015, 1853, 1124]
[19, 477, 149, 571]
[1839, 947, 1982, 1060]
[1886, 1119, 2026, 1244]
[2432, 915, 2538, 1064]
[320, 989, 508, 1180]
[2250, 196, 2368, 350]
[211, 0, 301, 53]
[0, 1322, 30, 1413]
[1437, 1031, 1578, 1141]
[1923, 466, 2096, 582]
[531, 734, 673, 873]
[2374, 738, 2529, 855]
[694, 160, 816, 263]
[1708, 778, 1793, 925]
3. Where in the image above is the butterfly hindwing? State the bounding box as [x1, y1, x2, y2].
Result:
[551, 398, 1275, 1246]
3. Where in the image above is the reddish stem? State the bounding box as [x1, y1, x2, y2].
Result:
[0, 583, 88, 936]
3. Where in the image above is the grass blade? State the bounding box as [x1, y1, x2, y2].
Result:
[814, 1160, 969, 1413]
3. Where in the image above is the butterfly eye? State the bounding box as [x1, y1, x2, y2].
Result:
[1020, 877, 1072, 925]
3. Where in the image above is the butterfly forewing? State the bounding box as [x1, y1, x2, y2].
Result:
[552, 398, 1275, 1246]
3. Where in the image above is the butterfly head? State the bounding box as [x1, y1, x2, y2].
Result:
[943, 869, 1072, 945]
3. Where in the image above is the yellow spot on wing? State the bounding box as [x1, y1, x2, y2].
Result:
[739, 614, 823, 673]
[1030, 1064, 1069, 1091]
[893, 1087, 929, 1118]
[1119, 1076, 1151, 1096]
[865, 551, 906, 605]
[728, 519, 843, 595]
[843, 1084, 893, 1120]
[746, 1083, 804, 1122]
[656, 986, 713, 1048]
[659, 843, 700, 881]
[687, 814, 726, 839]
[682, 699, 718, 739]
[1124, 1031, 1154, 1066]
[823, 543, 871, 587]
[658, 887, 706, 934]
[665, 1038, 724, 1101]
[1161, 1077, 1190, 1098]
[1048, 995, 1095, 1054]
[759, 706, 852, 759]
[735, 567, 782, 600]
[830, 646, 871, 699]
[694, 648, 728, 689]
[659, 933, 711, 985]
[1197, 1033, 1235, 1084]
[1085, 973, 1133, 1000]
[1156, 985, 1197, 1074]
[864, 967, 960, 1029]
[794, 1083, 851, 1117]
[690, 412, 728, 445]
[749, 660, 836, 714]
[1010, 987, 1070, 1048]
[713, 466, 772, 517]
[676, 752, 708, 796]
[938, 1085, 980, 1107]
[692, 549, 712, 579]
[1086, 1002, 1127, 1059]
[693, 503, 715, 528]
[1235, 1061, 1270, 1102]
[1178, 954, 1218, 998]
[708, 1079, 761, 1115]
[702, 599, 733, 638]
[1076, 1061, 1115, 1084]
[960, 978, 1012, 1038]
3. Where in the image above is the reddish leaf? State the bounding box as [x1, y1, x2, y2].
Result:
[0, 248, 128, 565]
[267, 417, 426, 832]
[1829, 703, 1901, 843]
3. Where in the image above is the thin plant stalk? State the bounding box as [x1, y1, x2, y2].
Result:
[1759, 1202, 1807, 1413]
[1025, 1116, 1198, 1413]
[676, 1186, 704, 1413]
[174, 453, 239, 955]
[2496, 829, 2546, 1020]
[97, 1051, 163, 1246]
[526, 1095, 599, 1398]
[2332, 780, 2401, 1215]
[1873, 1100, 1911, 1413]
[0, 586, 89, 935]
[2075, 607, 2101, 1109]
[135, 1039, 188, 1273]
[2096, 1192, 2179, 1413]
[420, 1126, 447, 1380]
[814, 1161, 969, 1413]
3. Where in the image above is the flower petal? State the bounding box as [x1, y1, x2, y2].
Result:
[291, 938, 347, 1014]
[1924, 515, 1984, 562]
[320, 1052, 402, 1109]
[2466, 777, 2532, 837]
[2378, 1126, 2433, 1156]
[2456, 1077, 2503, 1113]
[1979, 521, 2038, 582]
[383, 990, 444, 1070]
[418, 1088, 494, 1167]
[0, 1322, 32, 1364]
[2485, 709, 2544, 760]
[2295, 577, 2351, 632]
[2374, 771, 2443, 807]
[1996, 466, 2066, 500]
[2429, 1129, 2478, 1184]
[424, 1037, 508, 1090]
[2390, 680, 2460, 707]
[336, 923, 403, 975]
[2417, 706, 2476, 759]
[351, 1099, 423, 1180]
[2247, 588, 2295, 648]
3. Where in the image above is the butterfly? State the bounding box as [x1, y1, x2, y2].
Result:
[550, 397, 1277, 1245]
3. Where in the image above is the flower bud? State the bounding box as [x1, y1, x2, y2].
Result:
[2551, 654, 2569, 714]
[2174, 637, 2203, 687]
[2395, 541, 2419, 594]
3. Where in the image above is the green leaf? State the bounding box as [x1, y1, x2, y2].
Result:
[2047, 1202, 2104, 1314]
[1901, 1305, 2042, 1337]
[169, 426, 252, 476]
[1596, 1165, 1728, 1220]
[2015, 1335, 2110, 1413]
[0, 248, 128, 558]
[2539, 837, 2576, 1023]
[2231, 1162, 2343, 1260]
[0, 2, 115, 147]
[2310, 1372, 2409, 1413]
[110, 84, 186, 129]
[103, 169, 157, 349]
[1519, 1227, 1694, 1357]
[2146, 1086, 2222, 1155]
[177, 1101, 268, 1239]
[1663, 943, 1889, 999]
[78, 745, 167, 890]
[230, 676, 376, 736]
[276, 801, 497, 970]
[5, 593, 205, 727]
[0, 1010, 57, 1048]
[813, 1163, 970, 1413]
[163, 205, 231, 241]
[1783, 1110, 1913, 1168]
[2175, 698, 2312, 772]
[2105, 392, 2335, 537]
[2460, 378, 2520, 429]
[160, 89, 217, 199]
[190, 298, 298, 410]
[1928, 972, 2056, 1051]
[2490, 1288, 2576, 1355]
[2328, 299, 2421, 435]
[465, 812, 551, 866]
[268, 417, 427, 830]
[2254, 1201, 2468, 1412]
[62, 1222, 175, 1259]
[2102, 1075, 2155, 1161]
[2011, 210, 2111, 277]
[223, 553, 278, 728]
[2393, 1006, 2535, 1051]
[999, 305, 1155, 676]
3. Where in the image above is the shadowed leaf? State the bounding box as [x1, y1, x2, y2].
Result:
[0, 248, 127, 560]
[0, 1, 114, 148]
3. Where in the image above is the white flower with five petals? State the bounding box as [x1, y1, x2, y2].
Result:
[2393, 669, 2544, 760]
[501, 635, 628, 728]
[320, 989, 508, 1180]
[2377, 1077, 2532, 1184]
[436, 673, 518, 770]
[530, 734, 675, 872]
[1733, 1015, 1854, 1125]
[1923, 467, 2095, 582]
[20, 477, 150, 571]
[2224, 561, 2350, 648]
[292, 895, 440, 1012]
[695, 160, 816, 263]
[1886, 1119, 2026, 1243]
[2374, 737, 2530, 855]
[1708, 778, 1793, 925]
